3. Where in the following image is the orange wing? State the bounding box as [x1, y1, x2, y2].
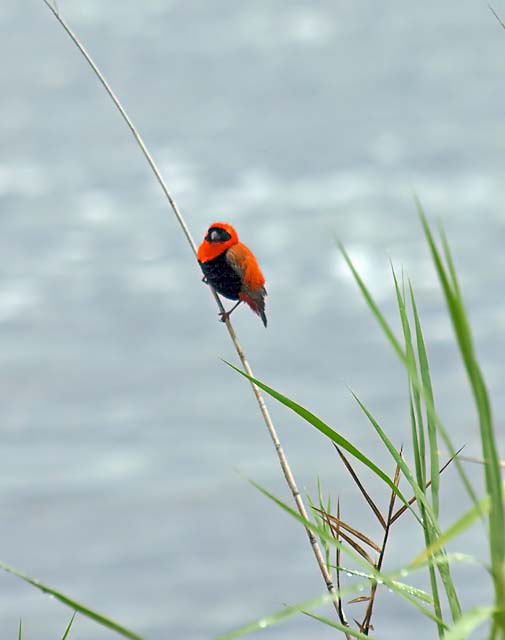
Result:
[226, 242, 267, 326]
[226, 242, 265, 291]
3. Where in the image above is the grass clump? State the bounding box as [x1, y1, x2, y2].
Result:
[223, 211, 504, 639]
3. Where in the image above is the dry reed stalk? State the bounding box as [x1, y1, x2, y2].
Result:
[41, 1, 350, 635]
[360, 455, 402, 634]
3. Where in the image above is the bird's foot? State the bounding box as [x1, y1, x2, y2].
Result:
[218, 301, 241, 323]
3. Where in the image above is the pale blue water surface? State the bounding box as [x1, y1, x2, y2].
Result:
[1, 2, 505, 638]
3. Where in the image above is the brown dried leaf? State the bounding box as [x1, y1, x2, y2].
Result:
[335, 445, 387, 530]
[354, 618, 374, 632]
[385, 449, 403, 526]
[314, 509, 381, 553]
[348, 596, 372, 604]
[338, 529, 376, 565]
[390, 446, 464, 524]
[334, 499, 349, 627]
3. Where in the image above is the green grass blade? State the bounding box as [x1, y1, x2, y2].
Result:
[215, 593, 338, 640]
[17, 620, 22, 640]
[0, 562, 142, 640]
[412, 494, 491, 566]
[375, 584, 445, 628]
[489, 5, 505, 29]
[391, 271, 450, 632]
[419, 206, 505, 621]
[225, 361, 411, 507]
[338, 242, 406, 361]
[391, 267, 426, 488]
[315, 479, 332, 570]
[351, 391, 430, 527]
[330, 567, 433, 604]
[423, 541, 445, 635]
[250, 479, 369, 568]
[439, 226, 505, 597]
[301, 610, 375, 639]
[414, 552, 483, 571]
[352, 389, 459, 627]
[338, 235, 480, 512]
[340, 233, 464, 623]
[61, 613, 77, 640]
[217, 575, 443, 640]
[388, 580, 433, 604]
[409, 281, 440, 519]
[408, 391, 424, 499]
[442, 606, 496, 640]
[437, 223, 464, 299]
[307, 491, 331, 571]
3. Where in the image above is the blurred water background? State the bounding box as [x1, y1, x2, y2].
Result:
[1, 1, 505, 638]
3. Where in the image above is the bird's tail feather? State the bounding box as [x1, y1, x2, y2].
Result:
[239, 292, 267, 327]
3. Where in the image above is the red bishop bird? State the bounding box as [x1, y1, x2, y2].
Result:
[197, 222, 267, 327]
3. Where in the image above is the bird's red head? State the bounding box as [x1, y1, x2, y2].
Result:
[197, 222, 239, 262]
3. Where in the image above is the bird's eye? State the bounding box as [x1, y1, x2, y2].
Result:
[206, 227, 232, 243]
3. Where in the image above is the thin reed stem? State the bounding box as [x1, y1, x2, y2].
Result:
[361, 457, 401, 633]
[41, 2, 350, 635]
